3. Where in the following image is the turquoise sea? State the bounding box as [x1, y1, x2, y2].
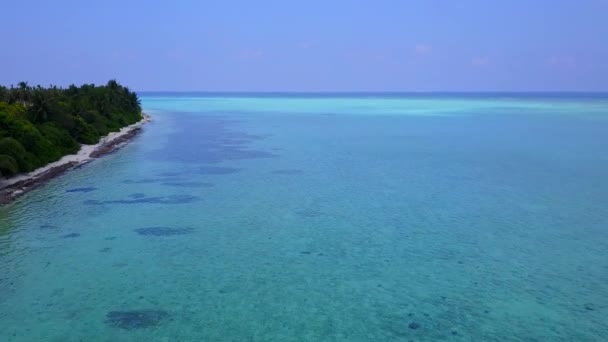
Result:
[1, 94, 607, 341]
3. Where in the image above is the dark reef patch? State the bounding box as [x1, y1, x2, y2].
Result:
[146, 115, 277, 164]
[199, 166, 242, 175]
[61, 233, 80, 238]
[84, 194, 201, 205]
[160, 182, 214, 188]
[222, 150, 276, 161]
[408, 322, 420, 330]
[66, 187, 98, 193]
[121, 179, 157, 184]
[271, 169, 304, 175]
[157, 171, 183, 177]
[105, 310, 169, 330]
[134, 226, 195, 236]
[296, 209, 325, 218]
[40, 224, 57, 230]
[121, 178, 181, 184]
[99, 247, 112, 253]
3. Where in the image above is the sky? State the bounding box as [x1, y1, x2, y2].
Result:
[1, 0, 607, 92]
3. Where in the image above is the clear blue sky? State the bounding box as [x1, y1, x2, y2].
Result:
[1, 0, 607, 91]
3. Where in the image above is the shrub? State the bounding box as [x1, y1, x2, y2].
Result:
[0, 154, 19, 177]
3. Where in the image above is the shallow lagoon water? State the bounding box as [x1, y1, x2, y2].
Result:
[1, 94, 607, 341]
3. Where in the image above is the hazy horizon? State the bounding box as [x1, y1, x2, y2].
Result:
[1, 0, 607, 92]
[137, 90, 608, 94]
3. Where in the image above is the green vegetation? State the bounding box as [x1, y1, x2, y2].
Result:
[0, 81, 142, 178]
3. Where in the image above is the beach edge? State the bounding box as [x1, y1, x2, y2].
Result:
[0, 113, 152, 205]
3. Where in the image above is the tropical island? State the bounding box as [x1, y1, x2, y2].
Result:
[0, 80, 148, 203]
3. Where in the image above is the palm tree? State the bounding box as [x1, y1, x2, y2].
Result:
[107, 79, 119, 91]
[17, 81, 31, 105]
[31, 90, 52, 123]
[0, 86, 8, 102]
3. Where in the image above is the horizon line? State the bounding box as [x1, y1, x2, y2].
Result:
[136, 90, 608, 95]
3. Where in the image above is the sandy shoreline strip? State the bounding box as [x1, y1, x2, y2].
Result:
[0, 114, 151, 205]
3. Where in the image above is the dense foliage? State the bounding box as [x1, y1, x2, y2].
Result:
[0, 81, 142, 177]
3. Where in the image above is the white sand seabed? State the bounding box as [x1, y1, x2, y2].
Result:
[0, 114, 151, 189]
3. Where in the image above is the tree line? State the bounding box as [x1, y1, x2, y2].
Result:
[0, 80, 142, 178]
